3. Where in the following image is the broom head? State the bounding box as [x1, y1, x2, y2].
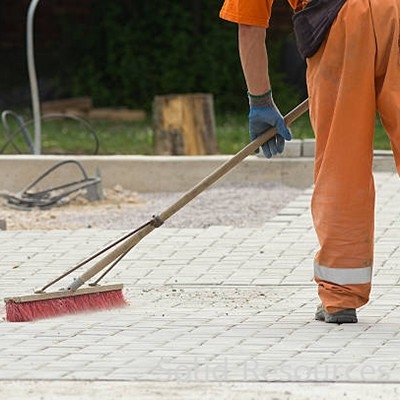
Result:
[4, 283, 127, 322]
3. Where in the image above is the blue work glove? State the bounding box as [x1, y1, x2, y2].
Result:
[248, 90, 292, 158]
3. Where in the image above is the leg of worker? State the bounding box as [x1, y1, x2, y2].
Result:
[373, 0, 400, 168]
[306, 0, 377, 313]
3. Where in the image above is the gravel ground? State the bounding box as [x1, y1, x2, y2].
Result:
[0, 183, 301, 230]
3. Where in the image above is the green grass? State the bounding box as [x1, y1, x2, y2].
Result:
[373, 117, 391, 150]
[0, 111, 391, 155]
[216, 113, 392, 153]
[0, 115, 154, 155]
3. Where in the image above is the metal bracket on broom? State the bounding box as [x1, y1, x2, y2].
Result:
[35, 214, 165, 293]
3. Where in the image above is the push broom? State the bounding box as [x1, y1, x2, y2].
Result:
[4, 99, 309, 322]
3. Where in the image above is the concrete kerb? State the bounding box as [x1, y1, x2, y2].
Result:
[0, 147, 396, 194]
[0, 154, 315, 193]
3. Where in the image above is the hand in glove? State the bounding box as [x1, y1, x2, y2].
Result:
[248, 90, 292, 158]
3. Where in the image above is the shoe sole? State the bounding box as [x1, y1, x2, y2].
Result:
[315, 307, 358, 324]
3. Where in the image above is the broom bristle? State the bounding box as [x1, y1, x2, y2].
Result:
[5, 285, 127, 322]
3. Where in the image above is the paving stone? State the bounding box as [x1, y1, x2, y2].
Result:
[1, 172, 400, 389]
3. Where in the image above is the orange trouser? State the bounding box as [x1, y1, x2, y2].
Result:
[306, 0, 400, 313]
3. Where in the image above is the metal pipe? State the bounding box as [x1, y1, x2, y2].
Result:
[27, 0, 41, 155]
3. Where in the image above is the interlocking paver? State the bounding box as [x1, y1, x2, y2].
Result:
[1, 172, 400, 398]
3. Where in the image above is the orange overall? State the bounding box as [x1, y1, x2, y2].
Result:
[220, 0, 400, 313]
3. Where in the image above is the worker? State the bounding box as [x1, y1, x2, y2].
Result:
[219, 0, 400, 323]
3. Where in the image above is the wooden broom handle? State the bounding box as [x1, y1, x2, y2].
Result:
[68, 98, 309, 290]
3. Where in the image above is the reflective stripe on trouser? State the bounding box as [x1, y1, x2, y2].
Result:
[314, 262, 373, 313]
[306, 0, 400, 313]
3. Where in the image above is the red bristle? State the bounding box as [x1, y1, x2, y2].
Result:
[5, 289, 127, 322]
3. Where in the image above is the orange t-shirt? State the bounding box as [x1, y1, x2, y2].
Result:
[220, 0, 304, 28]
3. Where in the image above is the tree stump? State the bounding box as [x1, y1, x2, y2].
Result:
[153, 93, 218, 155]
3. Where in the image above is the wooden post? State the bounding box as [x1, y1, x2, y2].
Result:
[153, 93, 218, 155]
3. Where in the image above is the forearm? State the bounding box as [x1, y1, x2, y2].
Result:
[238, 24, 270, 96]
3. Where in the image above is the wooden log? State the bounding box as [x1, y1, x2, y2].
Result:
[41, 97, 93, 113]
[87, 108, 146, 122]
[153, 93, 218, 155]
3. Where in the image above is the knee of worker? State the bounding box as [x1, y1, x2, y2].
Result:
[311, 191, 375, 269]
[316, 279, 371, 312]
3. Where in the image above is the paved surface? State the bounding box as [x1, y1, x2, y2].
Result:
[1, 172, 400, 399]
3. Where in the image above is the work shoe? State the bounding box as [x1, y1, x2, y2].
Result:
[315, 304, 358, 324]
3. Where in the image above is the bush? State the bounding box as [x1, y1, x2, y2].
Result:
[59, 1, 303, 114]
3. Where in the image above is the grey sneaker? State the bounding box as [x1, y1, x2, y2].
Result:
[315, 304, 358, 324]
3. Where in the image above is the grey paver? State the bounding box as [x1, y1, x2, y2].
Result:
[2, 172, 400, 398]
